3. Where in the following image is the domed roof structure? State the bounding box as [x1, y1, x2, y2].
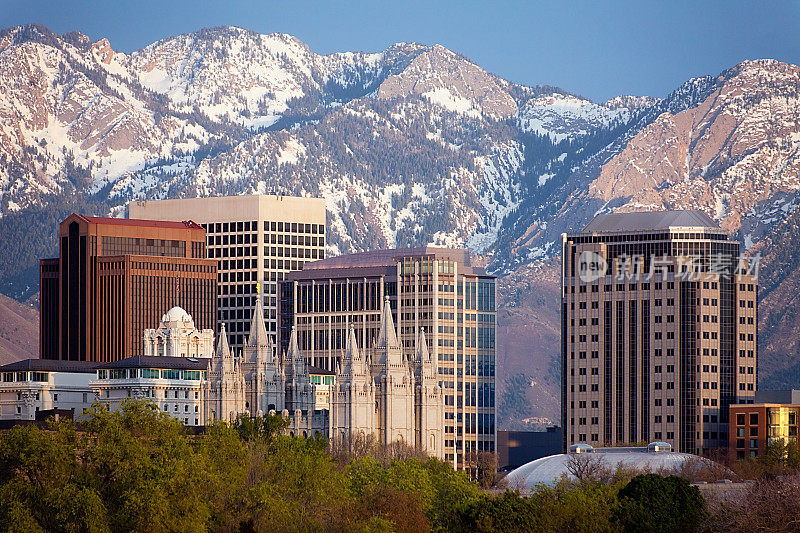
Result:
[161, 306, 194, 328]
[505, 443, 717, 489]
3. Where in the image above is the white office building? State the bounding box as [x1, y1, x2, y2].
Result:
[0, 360, 97, 420]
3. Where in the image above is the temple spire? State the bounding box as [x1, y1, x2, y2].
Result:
[245, 295, 270, 349]
[216, 324, 231, 359]
[286, 325, 305, 377]
[376, 296, 399, 349]
[416, 328, 431, 362]
[347, 324, 360, 360]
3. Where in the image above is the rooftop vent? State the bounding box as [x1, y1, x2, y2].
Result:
[569, 443, 594, 454]
[647, 441, 672, 453]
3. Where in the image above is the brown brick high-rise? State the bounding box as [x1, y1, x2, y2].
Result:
[40, 214, 217, 362]
[561, 211, 758, 455]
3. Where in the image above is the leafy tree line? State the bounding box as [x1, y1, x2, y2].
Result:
[15, 399, 800, 532]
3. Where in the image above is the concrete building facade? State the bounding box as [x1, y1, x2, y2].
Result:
[129, 195, 326, 354]
[561, 210, 758, 454]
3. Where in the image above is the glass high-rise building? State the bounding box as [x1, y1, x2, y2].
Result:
[280, 247, 497, 466]
[561, 210, 758, 454]
[130, 195, 326, 353]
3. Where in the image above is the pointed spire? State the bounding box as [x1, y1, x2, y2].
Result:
[416, 328, 431, 362]
[246, 296, 271, 349]
[346, 324, 360, 361]
[376, 296, 399, 349]
[216, 324, 231, 359]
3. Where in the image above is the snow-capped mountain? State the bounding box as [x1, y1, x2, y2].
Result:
[0, 24, 648, 263]
[2, 24, 800, 427]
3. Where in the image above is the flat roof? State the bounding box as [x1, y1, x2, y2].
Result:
[128, 195, 326, 224]
[71, 214, 203, 230]
[297, 246, 489, 277]
[96, 356, 209, 371]
[0, 359, 99, 373]
[580, 210, 721, 234]
[729, 403, 800, 408]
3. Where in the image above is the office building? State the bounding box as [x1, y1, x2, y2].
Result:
[280, 247, 496, 466]
[729, 390, 800, 459]
[0, 359, 98, 420]
[129, 194, 326, 354]
[562, 210, 758, 454]
[40, 214, 217, 362]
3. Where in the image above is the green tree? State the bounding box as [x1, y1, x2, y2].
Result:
[613, 474, 706, 533]
[0, 419, 108, 532]
[81, 400, 215, 532]
[231, 412, 290, 442]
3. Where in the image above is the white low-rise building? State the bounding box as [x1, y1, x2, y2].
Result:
[92, 356, 209, 426]
[0, 360, 97, 420]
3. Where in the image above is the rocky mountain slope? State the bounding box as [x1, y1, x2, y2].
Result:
[1, 24, 800, 428]
[0, 292, 38, 365]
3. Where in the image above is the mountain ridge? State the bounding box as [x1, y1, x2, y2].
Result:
[1, 24, 799, 428]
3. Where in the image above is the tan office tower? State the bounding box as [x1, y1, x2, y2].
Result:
[561, 211, 758, 455]
[130, 195, 326, 353]
[280, 247, 496, 467]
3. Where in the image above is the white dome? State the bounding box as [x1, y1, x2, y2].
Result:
[161, 306, 193, 327]
[505, 447, 717, 489]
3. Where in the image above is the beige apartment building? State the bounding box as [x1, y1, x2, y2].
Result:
[562, 211, 758, 454]
[130, 195, 326, 353]
[280, 247, 496, 467]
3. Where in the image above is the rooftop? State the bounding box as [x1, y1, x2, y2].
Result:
[505, 444, 721, 489]
[300, 246, 484, 273]
[70, 214, 203, 230]
[0, 359, 99, 373]
[580, 210, 720, 234]
[96, 355, 209, 371]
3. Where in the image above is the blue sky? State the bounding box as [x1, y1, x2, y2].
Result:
[4, 0, 799, 101]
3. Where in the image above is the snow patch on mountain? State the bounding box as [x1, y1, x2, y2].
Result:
[517, 93, 636, 141]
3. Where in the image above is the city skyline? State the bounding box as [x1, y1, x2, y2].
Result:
[0, 4, 797, 529]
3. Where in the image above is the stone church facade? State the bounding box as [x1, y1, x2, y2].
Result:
[208, 296, 445, 457]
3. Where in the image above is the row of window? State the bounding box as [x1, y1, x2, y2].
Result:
[163, 404, 200, 413]
[206, 233, 325, 247]
[97, 369, 206, 381]
[2, 372, 49, 383]
[130, 261, 214, 273]
[202, 221, 324, 234]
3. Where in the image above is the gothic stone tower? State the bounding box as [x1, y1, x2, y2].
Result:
[205, 324, 245, 423]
